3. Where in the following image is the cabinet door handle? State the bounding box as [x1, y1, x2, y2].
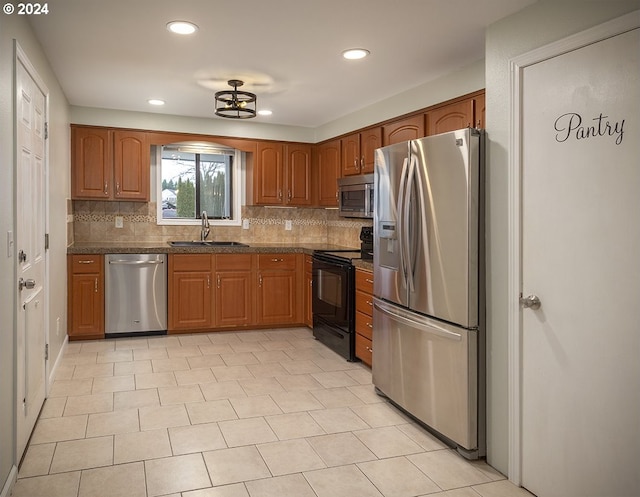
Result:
[360, 157, 364, 169]
[287, 190, 292, 201]
[366, 300, 373, 306]
[271, 258, 284, 262]
[207, 276, 210, 289]
[258, 274, 263, 287]
[104, 182, 108, 195]
[78, 260, 94, 264]
[217, 275, 221, 288]
[367, 323, 373, 328]
[94, 278, 98, 293]
[278, 189, 283, 200]
[365, 278, 373, 284]
[115, 182, 120, 195]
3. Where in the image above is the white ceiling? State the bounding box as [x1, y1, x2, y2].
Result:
[28, 0, 536, 128]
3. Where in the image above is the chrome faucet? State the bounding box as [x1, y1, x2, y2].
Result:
[200, 211, 210, 241]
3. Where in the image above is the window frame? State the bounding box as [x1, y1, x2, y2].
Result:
[155, 144, 244, 227]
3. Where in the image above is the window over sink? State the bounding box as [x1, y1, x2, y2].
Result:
[155, 142, 244, 226]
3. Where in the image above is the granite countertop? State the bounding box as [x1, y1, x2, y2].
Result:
[67, 241, 360, 256]
[353, 259, 374, 271]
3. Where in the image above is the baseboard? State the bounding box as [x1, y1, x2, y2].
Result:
[47, 335, 68, 392]
[0, 465, 17, 497]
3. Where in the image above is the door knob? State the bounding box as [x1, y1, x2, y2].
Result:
[520, 294, 541, 310]
[18, 278, 36, 291]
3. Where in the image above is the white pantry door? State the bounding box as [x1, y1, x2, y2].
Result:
[15, 46, 48, 460]
[520, 26, 640, 497]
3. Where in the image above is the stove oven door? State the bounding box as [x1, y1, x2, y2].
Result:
[312, 255, 355, 360]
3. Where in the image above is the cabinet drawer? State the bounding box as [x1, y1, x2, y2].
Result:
[355, 269, 374, 294]
[217, 253, 253, 271]
[257, 253, 297, 270]
[356, 289, 374, 317]
[70, 254, 103, 273]
[171, 254, 213, 272]
[355, 333, 373, 367]
[355, 310, 373, 340]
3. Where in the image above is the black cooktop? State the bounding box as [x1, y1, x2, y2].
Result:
[313, 249, 364, 264]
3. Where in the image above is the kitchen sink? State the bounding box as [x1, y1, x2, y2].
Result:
[168, 241, 249, 247]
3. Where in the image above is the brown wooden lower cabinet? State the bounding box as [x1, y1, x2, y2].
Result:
[68, 254, 104, 340]
[304, 254, 313, 327]
[256, 253, 300, 326]
[168, 254, 214, 331]
[215, 254, 254, 328]
[355, 267, 374, 367]
[168, 252, 303, 333]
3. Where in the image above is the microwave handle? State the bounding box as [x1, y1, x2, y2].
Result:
[365, 183, 374, 217]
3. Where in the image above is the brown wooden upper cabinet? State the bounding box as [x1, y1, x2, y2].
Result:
[426, 94, 486, 135]
[382, 114, 426, 145]
[315, 139, 341, 207]
[341, 127, 381, 176]
[474, 93, 486, 129]
[253, 141, 312, 206]
[285, 143, 313, 206]
[71, 125, 150, 201]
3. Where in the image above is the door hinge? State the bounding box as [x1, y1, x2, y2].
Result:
[44, 122, 48, 140]
[45, 343, 49, 361]
[45, 233, 49, 250]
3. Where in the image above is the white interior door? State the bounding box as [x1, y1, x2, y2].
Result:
[520, 27, 640, 497]
[15, 46, 48, 461]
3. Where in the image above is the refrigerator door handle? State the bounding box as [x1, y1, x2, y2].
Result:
[404, 154, 418, 293]
[413, 155, 434, 309]
[396, 157, 410, 287]
[374, 298, 462, 341]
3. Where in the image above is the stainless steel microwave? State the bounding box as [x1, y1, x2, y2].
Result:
[338, 174, 374, 219]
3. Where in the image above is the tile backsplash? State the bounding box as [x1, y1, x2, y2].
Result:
[71, 201, 371, 248]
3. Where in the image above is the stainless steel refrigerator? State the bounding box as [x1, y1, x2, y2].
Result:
[373, 128, 485, 458]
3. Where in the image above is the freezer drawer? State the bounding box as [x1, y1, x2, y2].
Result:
[372, 298, 478, 451]
[105, 254, 167, 335]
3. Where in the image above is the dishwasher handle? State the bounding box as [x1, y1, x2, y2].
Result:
[108, 260, 165, 265]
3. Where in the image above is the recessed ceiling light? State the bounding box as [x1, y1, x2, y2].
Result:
[342, 48, 370, 60]
[148, 99, 165, 106]
[258, 110, 273, 116]
[166, 21, 198, 35]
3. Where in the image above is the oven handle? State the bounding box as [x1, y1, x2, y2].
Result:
[312, 255, 352, 269]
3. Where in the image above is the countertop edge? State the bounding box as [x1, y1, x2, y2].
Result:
[67, 243, 358, 256]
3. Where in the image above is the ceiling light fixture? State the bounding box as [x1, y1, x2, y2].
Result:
[148, 99, 165, 106]
[166, 21, 198, 35]
[214, 80, 257, 119]
[342, 48, 370, 60]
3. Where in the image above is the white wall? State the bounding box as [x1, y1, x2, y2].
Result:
[0, 14, 70, 495]
[70, 59, 485, 144]
[0, 15, 17, 494]
[70, 106, 316, 143]
[315, 59, 485, 142]
[484, 0, 640, 475]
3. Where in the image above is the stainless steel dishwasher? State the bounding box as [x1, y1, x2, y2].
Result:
[105, 254, 167, 337]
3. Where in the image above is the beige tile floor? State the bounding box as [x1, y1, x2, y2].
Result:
[12, 327, 532, 497]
